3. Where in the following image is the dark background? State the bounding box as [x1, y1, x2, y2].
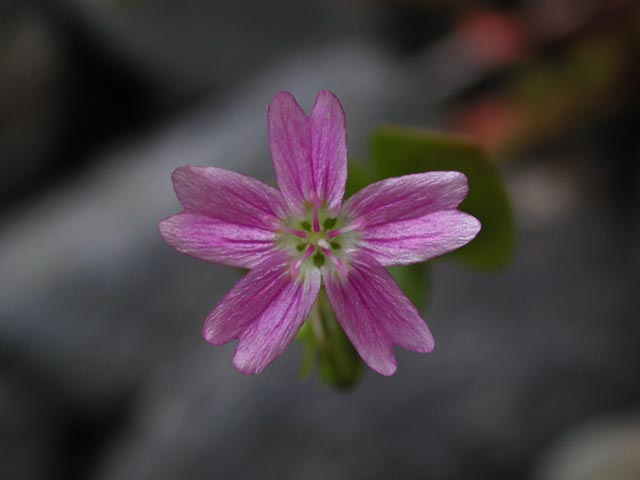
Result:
[1, 1, 638, 479]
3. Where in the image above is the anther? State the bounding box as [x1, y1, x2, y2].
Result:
[317, 238, 330, 249]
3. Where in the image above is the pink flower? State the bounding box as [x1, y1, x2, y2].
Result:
[159, 91, 481, 376]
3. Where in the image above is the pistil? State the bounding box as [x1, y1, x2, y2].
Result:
[281, 207, 351, 274]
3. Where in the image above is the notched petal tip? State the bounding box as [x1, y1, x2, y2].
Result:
[158, 214, 187, 253]
[374, 337, 435, 376]
[344, 170, 474, 232]
[371, 355, 398, 377]
[450, 210, 483, 248]
[323, 253, 435, 377]
[202, 320, 228, 347]
[466, 213, 483, 240]
[267, 89, 349, 214]
[158, 213, 197, 251]
[170, 164, 201, 188]
[417, 334, 435, 353]
[449, 171, 470, 204]
[157, 214, 175, 239]
[272, 90, 296, 100]
[371, 328, 434, 376]
[310, 89, 348, 212]
[202, 254, 321, 375]
[170, 164, 207, 206]
[416, 170, 471, 206]
[268, 91, 302, 116]
[232, 350, 268, 376]
[313, 89, 342, 107]
[267, 91, 313, 214]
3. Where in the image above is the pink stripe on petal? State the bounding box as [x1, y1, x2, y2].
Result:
[268, 92, 312, 214]
[310, 90, 348, 213]
[159, 213, 277, 269]
[323, 252, 434, 376]
[203, 253, 321, 374]
[343, 172, 469, 230]
[268, 91, 349, 214]
[361, 210, 481, 266]
[233, 269, 321, 375]
[203, 254, 290, 345]
[172, 166, 285, 229]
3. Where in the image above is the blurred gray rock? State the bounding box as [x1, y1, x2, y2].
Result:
[88, 197, 640, 480]
[0, 18, 638, 480]
[0, 41, 400, 479]
[0, 40, 398, 400]
[532, 413, 640, 480]
[0, 2, 66, 194]
[0, 375, 56, 480]
[53, 0, 375, 96]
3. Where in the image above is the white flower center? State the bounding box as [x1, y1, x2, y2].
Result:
[277, 205, 356, 274]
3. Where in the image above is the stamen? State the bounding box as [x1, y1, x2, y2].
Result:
[282, 226, 308, 239]
[320, 247, 349, 276]
[291, 245, 316, 277]
[327, 226, 354, 239]
[300, 245, 315, 261]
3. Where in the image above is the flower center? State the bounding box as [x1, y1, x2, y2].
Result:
[278, 205, 354, 275]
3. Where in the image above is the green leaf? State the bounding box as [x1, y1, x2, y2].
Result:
[369, 126, 514, 269]
[388, 264, 430, 311]
[345, 159, 375, 197]
[296, 321, 317, 379]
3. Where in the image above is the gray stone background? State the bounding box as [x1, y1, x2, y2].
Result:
[1, 1, 638, 479]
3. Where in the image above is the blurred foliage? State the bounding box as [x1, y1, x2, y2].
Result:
[453, 34, 630, 155]
[369, 126, 513, 269]
[112, 0, 139, 8]
[510, 38, 626, 148]
[388, 263, 431, 311]
[301, 126, 512, 388]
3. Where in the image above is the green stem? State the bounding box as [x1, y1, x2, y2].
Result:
[299, 289, 364, 389]
[309, 299, 326, 346]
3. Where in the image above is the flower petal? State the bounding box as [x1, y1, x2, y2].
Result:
[343, 171, 470, 230]
[172, 165, 285, 229]
[310, 90, 348, 213]
[203, 253, 321, 375]
[323, 252, 434, 376]
[360, 210, 481, 266]
[159, 213, 277, 268]
[268, 91, 348, 214]
[268, 92, 312, 214]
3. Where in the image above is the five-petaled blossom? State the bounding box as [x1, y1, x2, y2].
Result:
[159, 91, 481, 376]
